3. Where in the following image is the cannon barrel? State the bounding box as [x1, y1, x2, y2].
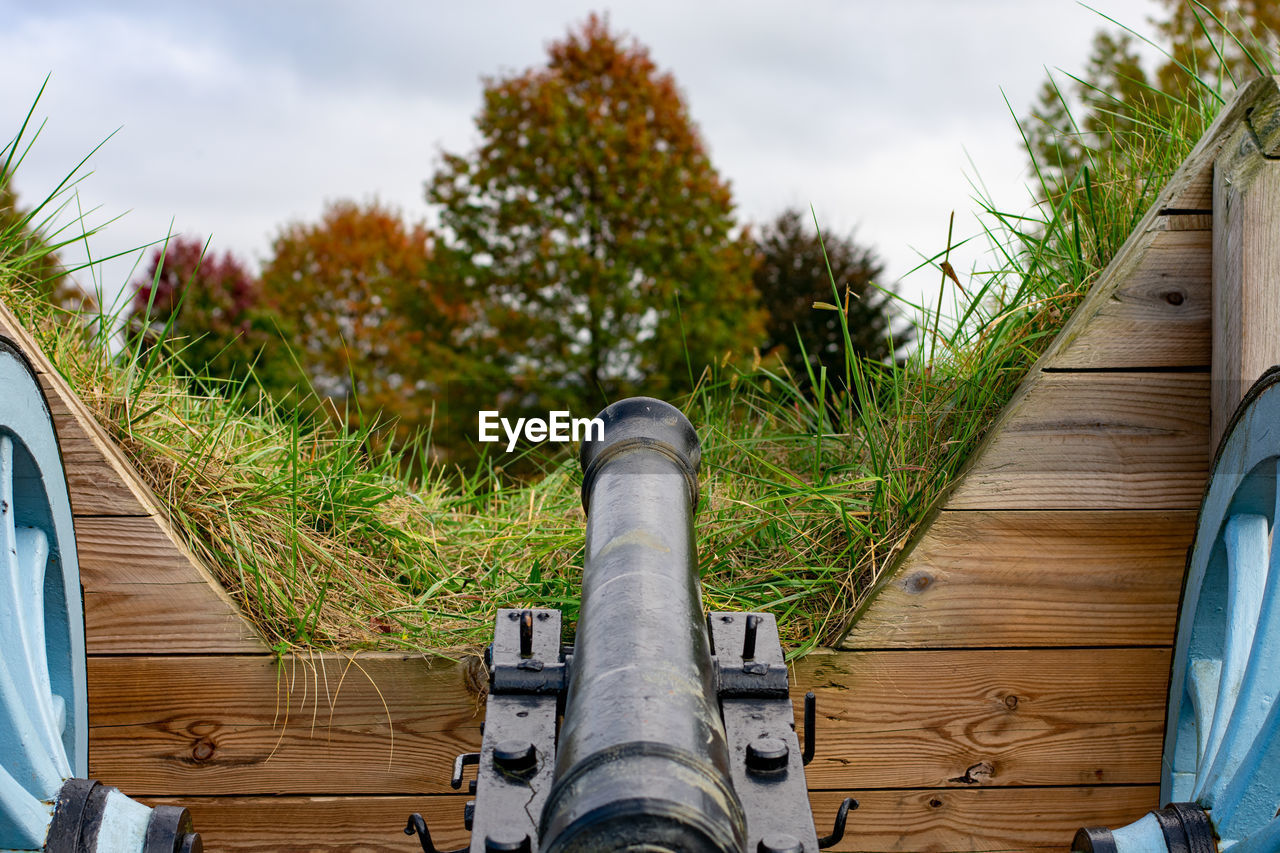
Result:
[431, 397, 843, 853]
[539, 397, 746, 853]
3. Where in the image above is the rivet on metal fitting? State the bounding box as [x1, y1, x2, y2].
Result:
[746, 736, 789, 775]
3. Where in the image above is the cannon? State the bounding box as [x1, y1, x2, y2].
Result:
[406, 397, 853, 853]
[1072, 369, 1280, 853]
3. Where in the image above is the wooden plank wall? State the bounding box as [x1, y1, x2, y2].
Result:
[89, 652, 1165, 852]
[0, 304, 262, 655]
[830, 76, 1280, 852]
[10, 74, 1278, 853]
[9, 300, 1173, 850]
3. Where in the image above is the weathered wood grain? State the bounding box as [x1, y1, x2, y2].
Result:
[39, 378, 155, 517]
[806, 786, 1155, 852]
[840, 510, 1194, 650]
[89, 654, 486, 796]
[800, 648, 1168, 790]
[1159, 76, 1280, 210]
[141, 786, 1156, 852]
[1165, 170, 1213, 212]
[89, 649, 1167, 795]
[1027, 78, 1270, 378]
[77, 515, 262, 652]
[1048, 230, 1210, 369]
[0, 301, 262, 651]
[946, 373, 1209, 510]
[0, 310, 151, 516]
[1149, 212, 1212, 231]
[1211, 126, 1280, 447]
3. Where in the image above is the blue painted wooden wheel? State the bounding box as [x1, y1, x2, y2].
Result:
[0, 341, 200, 853]
[1076, 368, 1280, 852]
[0, 339, 88, 851]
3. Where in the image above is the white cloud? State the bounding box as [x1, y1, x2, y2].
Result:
[0, 0, 1161, 310]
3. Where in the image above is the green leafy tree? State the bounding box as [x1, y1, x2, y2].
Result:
[1025, 2, 1280, 191]
[754, 209, 904, 388]
[1025, 31, 1156, 192]
[428, 14, 763, 417]
[129, 236, 291, 393]
[259, 199, 464, 446]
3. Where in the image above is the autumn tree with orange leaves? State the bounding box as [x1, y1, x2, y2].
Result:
[259, 199, 465, 444]
[429, 14, 762, 416]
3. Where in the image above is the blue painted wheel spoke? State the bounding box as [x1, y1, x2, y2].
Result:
[1194, 513, 1270, 802]
[0, 764, 51, 850]
[1186, 657, 1220, 766]
[1218, 814, 1280, 853]
[1215, 695, 1280, 845]
[0, 347, 88, 851]
[0, 436, 67, 793]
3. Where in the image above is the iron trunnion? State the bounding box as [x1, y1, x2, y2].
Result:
[409, 397, 853, 853]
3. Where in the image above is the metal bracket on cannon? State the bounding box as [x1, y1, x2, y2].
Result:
[408, 608, 852, 853]
[709, 612, 846, 852]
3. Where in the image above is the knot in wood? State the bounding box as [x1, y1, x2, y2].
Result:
[905, 571, 933, 593]
[948, 761, 994, 785]
[191, 738, 215, 762]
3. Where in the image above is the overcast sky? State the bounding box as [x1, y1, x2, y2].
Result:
[0, 0, 1163, 311]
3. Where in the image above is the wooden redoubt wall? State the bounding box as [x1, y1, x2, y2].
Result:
[10, 77, 1280, 853]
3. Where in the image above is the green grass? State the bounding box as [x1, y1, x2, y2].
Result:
[0, 43, 1248, 658]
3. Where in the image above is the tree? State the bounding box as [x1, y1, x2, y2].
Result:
[1025, 2, 1280, 191]
[259, 199, 463, 444]
[1155, 0, 1280, 96]
[754, 209, 903, 389]
[427, 14, 763, 417]
[129, 236, 289, 392]
[1025, 31, 1156, 192]
[0, 172, 83, 310]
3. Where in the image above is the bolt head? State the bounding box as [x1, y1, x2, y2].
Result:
[484, 829, 531, 852]
[493, 739, 538, 774]
[745, 736, 790, 775]
[758, 833, 803, 853]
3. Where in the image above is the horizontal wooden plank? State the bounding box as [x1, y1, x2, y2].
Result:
[89, 654, 486, 796]
[948, 373, 1209, 510]
[1026, 81, 1267, 381]
[142, 794, 464, 853]
[77, 515, 263, 653]
[41, 379, 152, 518]
[840, 510, 1194, 649]
[142, 786, 1157, 852]
[0, 302, 259, 651]
[90, 648, 1167, 796]
[1049, 230, 1210, 369]
[813, 786, 1155, 852]
[1166, 167, 1212, 211]
[1149, 212, 1212, 231]
[84, 589, 262, 653]
[800, 648, 1168, 790]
